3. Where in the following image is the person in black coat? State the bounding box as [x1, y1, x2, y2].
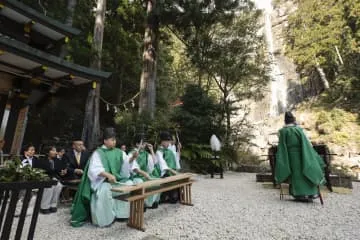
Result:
[21, 144, 39, 167]
[38, 146, 65, 214]
[21, 144, 65, 214]
[57, 147, 66, 161]
[63, 139, 90, 180]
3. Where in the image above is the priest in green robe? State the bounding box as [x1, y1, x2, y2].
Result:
[70, 127, 138, 227]
[156, 131, 181, 203]
[275, 112, 325, 201]
[130, 134, 160, 209]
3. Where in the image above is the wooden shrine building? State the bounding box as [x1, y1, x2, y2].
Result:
[0, 0, 111, 155]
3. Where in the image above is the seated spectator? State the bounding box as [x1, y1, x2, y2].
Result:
[21, 144, 39, 167]
[21, 144, 65, 214]
[64, 139, 90, 180]
[38, 146, 66, 214]
[57, 147, 66, 161]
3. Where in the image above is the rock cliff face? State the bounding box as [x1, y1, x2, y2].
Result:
[241, 0, 360, 177]
[244, 0, 300, 156]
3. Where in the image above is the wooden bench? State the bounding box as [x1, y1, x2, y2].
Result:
[60, 179, 81, 203]
[111, 173, 195, 231]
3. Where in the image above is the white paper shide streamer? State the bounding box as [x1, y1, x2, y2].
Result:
[210, 134, 221, 152]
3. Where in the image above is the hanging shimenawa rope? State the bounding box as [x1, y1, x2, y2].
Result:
[99, 92, 140, 112]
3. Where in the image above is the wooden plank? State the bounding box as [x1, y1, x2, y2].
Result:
[126, 181, 194, 202]
[111, 173, 194, 193]
[188, 184, 192, 205]
[111, 185, 143, 193]
[140, 173, 193, 187]
[61, 179, 81, 185]
[0, 180, 56, 190]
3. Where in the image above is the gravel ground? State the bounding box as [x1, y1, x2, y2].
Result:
[12, 172, 360, 240]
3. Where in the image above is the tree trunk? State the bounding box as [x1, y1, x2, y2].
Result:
[222, 89, 231, 145]
[225, 100, 231, 145]
[315, 64, 330, 90]
[117, 65, 123, 103]
[82, 0, 106, 150]
[60, 0, 77, 59]
[139, 0, 157, 118]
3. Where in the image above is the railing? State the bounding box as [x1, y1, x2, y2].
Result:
[0, 180, 56, 240]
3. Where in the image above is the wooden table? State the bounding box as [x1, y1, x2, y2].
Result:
[112, 173, 195, 231]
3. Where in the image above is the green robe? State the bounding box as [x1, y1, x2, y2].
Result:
[152, 163, 161, 178]
[131, 149, 154, 180]
[70, 147, 127, 227]
[275, 125, 325, 198]
[130, 149, 160, 206]
[159, 147, 177, 176]
[70, 161, 91, 227]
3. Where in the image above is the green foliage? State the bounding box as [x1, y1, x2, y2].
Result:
[114, 109, 177, 148]
[16, 0, 267, 173]
[315, 108, 353, 134]
[330, 131, 350, 145]
[180, 143, 213, 173]
[237, 150, 261, 165]
[172, 84, 223, 144]
[286, 0, 360, 103]
[0, 157, 49, 182]
[310, 107, 360, 147]
[171, 1, 268, 144]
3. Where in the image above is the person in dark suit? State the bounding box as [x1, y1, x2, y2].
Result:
[64, 139, 90, 180]
[22, 144, 65, 214]
[57, 147, 66, 161]
[37, 146, 65, 214]
[21, 144, 39, 167]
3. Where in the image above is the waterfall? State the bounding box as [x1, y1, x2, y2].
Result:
[255, 0, 287, 116]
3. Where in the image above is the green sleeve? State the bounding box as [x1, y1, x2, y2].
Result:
[299, 128, 325, 185]
[275, 128, 291, 183]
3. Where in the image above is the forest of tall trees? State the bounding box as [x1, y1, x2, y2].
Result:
[285, 0, 360, 106]
[20, 0, 268, 167]
[19, 0, 360, 169]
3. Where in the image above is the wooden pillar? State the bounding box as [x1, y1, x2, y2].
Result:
[0, 90, 14, 153]
[3, 97, 23, 153]
[10, 105, 29, 155]
[0, 95, 7, 126]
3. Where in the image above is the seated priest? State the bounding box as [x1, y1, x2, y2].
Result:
[156, 131, 181, 203]
[130, 134, 160, 209]
[275, 111, 325, 202]
[71, 127, 138, 227]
